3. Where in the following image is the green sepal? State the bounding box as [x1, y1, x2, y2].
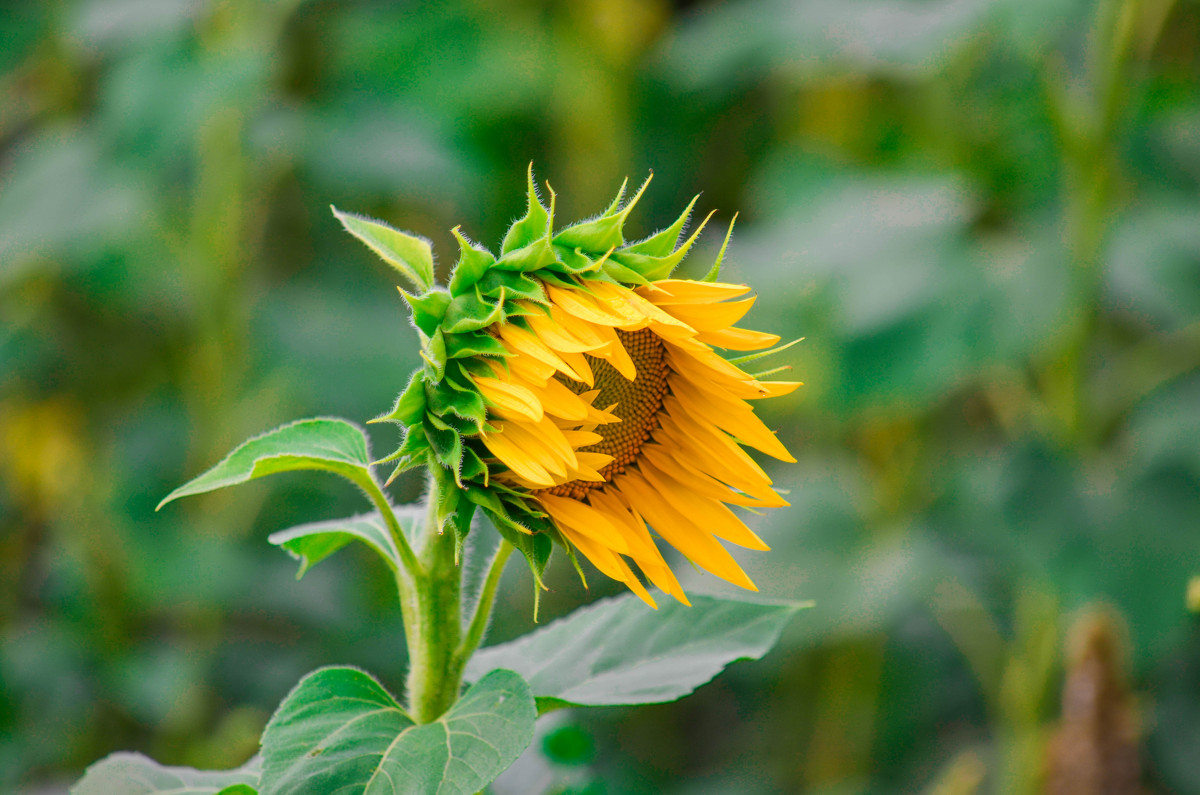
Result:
[701, 213, 737, 282]
[477, 269, 547, 304]
[502, 301, 542, 319]
[421, 328, 447, 381]
[552, 174, 651, 252]
[446, 331, 510, 360]
[501, 165, 551, 255]
[437, 412, 484, 435]
[443, 286, 506, 334]
[376, 424, 430, 466]
[424, 412, 463, 473]
[448, 227, 496, 295]
[728, 336, 805, 366]
[430, 461, 462, 531]
[332, 206, 435, 293]
[601, 258, 650, 285]
[483, 507, 553, 592]
[425, 379, 485, 431]
[463, 484, 506, 514]
[545, 246, 601, 275]
[400, 287, 452, 337]
[495, 237, 557, 273]
[612, 209, 713, 281]
[552, 215, 623, 254]
[601, 176, 629, 216]
[373, 370, 426, 427]
[623, 194, 699, 258]
[449, 498, 478, 559]
[460, 444, 490, 485]
[535, 271, 578, 290]
[382, 439, 431, 487]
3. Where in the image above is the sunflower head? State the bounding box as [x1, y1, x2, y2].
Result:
[337, 168, 800, 607]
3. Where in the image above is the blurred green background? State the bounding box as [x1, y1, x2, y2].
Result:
[2, 0, 1200, 792]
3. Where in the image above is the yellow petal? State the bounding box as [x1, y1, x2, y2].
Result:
[525, 309, 606, 354]
[637, 460, 770, 551]
[587, 488, 667, 565]
[557, 349, 594, 386]
[481, 429, 556, 487]
[529, 377, 593, 422]
[639, 442, 788, 508]
[754, 380, 803, 398]
[473, 376, 543, 422]
[540, 493, 631, 556]
[653, 412, 779, 502]
[695, 326, 781, 351]
[589, 324, 637, 380]
[498, 323, 586, 382]
[637, 279, 751, 304]
[547, 283, 628, 326]
[669, 377, 796, 462]
[660, 297, 755, 332]
[564, 529, 657, 608]
[615, 469, 757, 591]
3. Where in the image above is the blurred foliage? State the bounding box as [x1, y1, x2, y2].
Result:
[1, 0, 1199, 792]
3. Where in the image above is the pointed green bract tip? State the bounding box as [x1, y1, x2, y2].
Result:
[702, 212, 737, 282]
[332, 205, 435, 293]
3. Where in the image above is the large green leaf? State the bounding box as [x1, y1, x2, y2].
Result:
[260, 667, 535, 795]
[157, 418, 376, 510]
[71, 752, 260, 795]
[465, 594, 808, 710]
[268, 510, 422, 578]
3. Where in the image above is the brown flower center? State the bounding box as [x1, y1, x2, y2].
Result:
[543, 328, 669, 499]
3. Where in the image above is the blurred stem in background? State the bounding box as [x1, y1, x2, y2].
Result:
[1041, 0, 1176, 446]
[933, 582, 1060, 795]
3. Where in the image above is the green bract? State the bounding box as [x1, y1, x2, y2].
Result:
[336, 167, 728, 585]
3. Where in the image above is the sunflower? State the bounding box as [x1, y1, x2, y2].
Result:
[354, 169, 799, 608]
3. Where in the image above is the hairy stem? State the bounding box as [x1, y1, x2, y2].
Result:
[404, 481, 464, 724]
[455, 540, 514, 669]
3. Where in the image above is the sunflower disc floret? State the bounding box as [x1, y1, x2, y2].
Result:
[354, 169, 801, 607]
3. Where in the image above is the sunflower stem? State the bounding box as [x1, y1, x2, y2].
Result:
[455, 540, 514, 669]
[361, 477, 423, 667]
[404, 475, 464, 724]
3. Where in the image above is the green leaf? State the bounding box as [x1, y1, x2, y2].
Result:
[268, 511, 417, 578]
[158, 419, 375, 510]
[72, 752, 260, 795]
[332, 206, 435, 293]
[465, 594, 807, 709]
[260, 667, 535, 795]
